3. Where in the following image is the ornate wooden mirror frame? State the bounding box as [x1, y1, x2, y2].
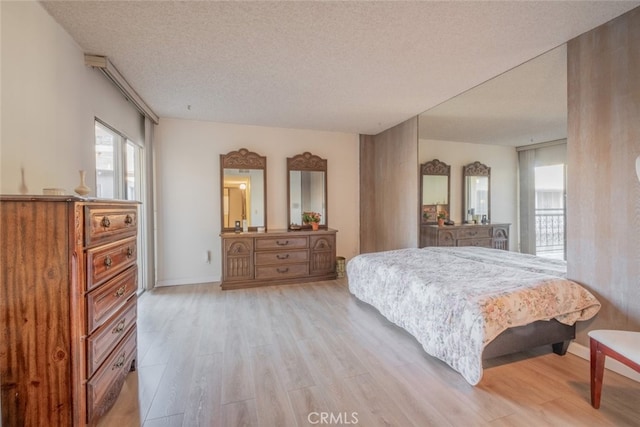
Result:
[463, 161, 491, 224]
[220, 148, 267, 232]
[287, 152, 328, 230]
[420, 159, 451, 225]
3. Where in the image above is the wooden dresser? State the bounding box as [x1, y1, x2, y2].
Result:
[221, 228, 337, 289]
[421, 223, 510, 250]
[1, 196, 139, 426]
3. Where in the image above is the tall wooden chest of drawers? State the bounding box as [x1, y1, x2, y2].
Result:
[0, 196, 139, 426]
[221, 228, 337, 289]
[420, 223, 510, 250]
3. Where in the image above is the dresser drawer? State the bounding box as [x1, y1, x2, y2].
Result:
[87, 266, 137, 334]
[86, 326, 137, 424]
[457, 227, 491, 239]
[457, 238, 493, 248]
[86, 237, 137, 291]
[86, 296, 137, 377]
[255, 249, 308, 265]
[85, 205, 138, 247]
[437, 230, 457, 246]
[255, 236, 307, 251]
[255, 263, 309, 280]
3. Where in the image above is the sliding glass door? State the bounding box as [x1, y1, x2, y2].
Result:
[534, 164, 566, 260]
[95, 120, 146, 293]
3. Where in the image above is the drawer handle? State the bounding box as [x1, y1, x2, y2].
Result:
[104, 256, 113, 267]
[276, 254, 289, 260]
[277, 268, 289, 274]
[112, 352, 126, 370]
[114, 286, 126, 298]
[469, 231, 477, 236]
[276, 240, 289, 246]
[112, 319, 126, 334]
[126, 247, 133, 258]
[101, 216, 111, 228]
[124, 214, 133, 225]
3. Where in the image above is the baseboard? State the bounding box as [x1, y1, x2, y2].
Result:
[155, 275, 220, 287]
[568, 342, 640, 383]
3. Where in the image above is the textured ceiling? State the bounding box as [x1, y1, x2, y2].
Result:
[419, 44, 568, 147]
[41, 1, 639, 135]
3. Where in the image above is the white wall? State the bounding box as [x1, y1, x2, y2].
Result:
[419, 139, 519, 250]
[1, 1, 143, 196]
[155, 118, 360, 286]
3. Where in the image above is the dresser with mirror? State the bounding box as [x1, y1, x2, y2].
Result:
[420, 159, 509, 250]
[220, 150, 337, 289]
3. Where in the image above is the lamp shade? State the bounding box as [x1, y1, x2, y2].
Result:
[637, 155, 640, 183]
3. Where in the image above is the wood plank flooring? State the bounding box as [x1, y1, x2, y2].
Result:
[98, 279, 640, 426]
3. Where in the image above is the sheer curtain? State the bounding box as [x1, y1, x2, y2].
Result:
[518, 140, 566, 255]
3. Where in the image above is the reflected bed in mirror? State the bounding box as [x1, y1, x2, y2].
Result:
[463, 161, 490, 224]
[220, 148, 267, 232]
[420, 159, 450, 224]
[287, 152, 327, 230]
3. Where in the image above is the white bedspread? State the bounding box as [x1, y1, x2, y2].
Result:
[346, 246, 601, 385]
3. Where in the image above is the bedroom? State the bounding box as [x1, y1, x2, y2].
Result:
[1, 1, 639, 426]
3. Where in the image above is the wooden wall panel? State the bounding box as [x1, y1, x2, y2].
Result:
[567, 7, 640, 344]
[359, 117, 419, 253]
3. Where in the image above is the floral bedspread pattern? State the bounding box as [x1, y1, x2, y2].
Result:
[346, 246, 601, 385]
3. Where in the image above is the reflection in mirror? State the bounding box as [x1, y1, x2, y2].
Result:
[220, 148, 267, 232]
[287, 152, 327, 229]
[463, 161, 490, 223]
[420, 159, 450, 224]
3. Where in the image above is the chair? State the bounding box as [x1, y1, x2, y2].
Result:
[588, 329, 640, 408]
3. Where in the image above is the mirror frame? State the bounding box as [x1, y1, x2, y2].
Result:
[287, 152, 328, 230]
[220, 148, 267, 232]
[420, 159, 450, 225]
[463, 161, 491, 224]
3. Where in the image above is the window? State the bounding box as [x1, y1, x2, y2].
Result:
[95, 120, 142, 202]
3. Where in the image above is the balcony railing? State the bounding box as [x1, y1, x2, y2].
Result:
[535, 208, 565, 259]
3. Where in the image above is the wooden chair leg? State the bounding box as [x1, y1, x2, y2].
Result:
[590, 337, 606, 409]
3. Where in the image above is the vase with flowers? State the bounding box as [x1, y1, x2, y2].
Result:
[437, 209, 448, 226]
[302, 211, 321, 231]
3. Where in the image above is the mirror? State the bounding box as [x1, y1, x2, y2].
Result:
[463, 161, 490, 224]
[287, 152, 327, 229]
[220, 148, 267, 232]
[420, 159, 450, 224]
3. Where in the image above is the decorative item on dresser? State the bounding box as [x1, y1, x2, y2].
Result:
[220, 228, 337, 290]
[0, 195, 139, 426]
[421, 223, 510, 250]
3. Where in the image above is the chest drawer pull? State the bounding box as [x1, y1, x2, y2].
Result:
[114, 285, 126, 298]
[276, 240, 289, 246]
[112, 352, 126, 370]
[126, 247, 133, 258]
[112, 319, 126, 334]
[104, 256, 113, 268]
[277, 267, 289, 273]
[276, 254, 289, 260]
[124, 214, 133, 225]
[101, 216, 111, 228]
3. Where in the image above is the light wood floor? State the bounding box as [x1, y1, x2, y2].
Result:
[98, 279, 640, 427]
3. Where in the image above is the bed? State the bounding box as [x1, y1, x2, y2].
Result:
[346, 246, 601, 385]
